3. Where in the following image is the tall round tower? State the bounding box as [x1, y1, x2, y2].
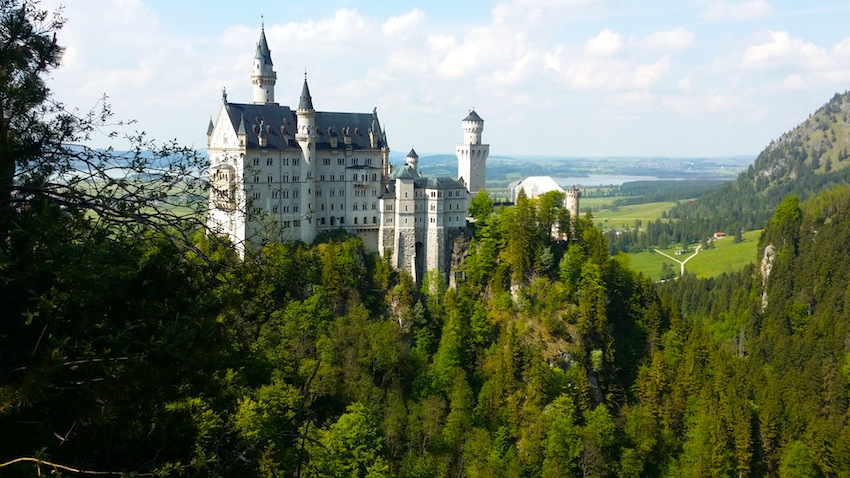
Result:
[296, 76, 317, 243]
[251, 25, 277, 104]
[456, 110, 489, 203]
[565, 186, 581, 232]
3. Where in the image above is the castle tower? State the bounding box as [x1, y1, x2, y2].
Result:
[565, 186, 580, 234]
[565, 185, 580, 219]
[405, 148, 420, 176]
[456, 110, 489, 204]
[251, 25, 277, 104]
[296, 76, 317, 242]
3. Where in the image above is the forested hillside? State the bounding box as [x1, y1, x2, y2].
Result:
[667, 91, 850, 239]
[657, 186, 850, 476]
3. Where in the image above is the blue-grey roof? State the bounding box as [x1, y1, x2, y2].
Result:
[207, 117, 214, 136]
[255, 27, 273, 66]
[298, 79, 314, 111]
[407, 148, 418, 158]
[463, 110, 483, 122]
[416, 177, 465, 189]
[393, 165, 418, 179]
[224, 102, 386, 150]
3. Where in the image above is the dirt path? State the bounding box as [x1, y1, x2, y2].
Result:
[654, 244, 702, 276]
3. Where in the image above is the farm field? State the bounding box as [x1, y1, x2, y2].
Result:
[626, 229, 762, 281]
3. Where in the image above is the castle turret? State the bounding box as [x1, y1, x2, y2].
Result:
[405, 148, 420, 176]
[251, 25, 277, 104]
[456, 109, 489, 204]
[296, 76, 317, 242]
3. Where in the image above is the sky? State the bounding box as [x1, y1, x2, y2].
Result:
[39, 0, 850, 158]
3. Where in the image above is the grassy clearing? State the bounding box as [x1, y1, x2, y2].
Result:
[593, 201, 677, 230]
[625, 230, 761, 281]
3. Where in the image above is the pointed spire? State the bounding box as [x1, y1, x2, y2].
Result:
[237, 114, 247, 135]
[407, 148, 418, 159]
[255, 23, 273, 66]
[207, 117, 214, 136]
[298, 72, 314, 111]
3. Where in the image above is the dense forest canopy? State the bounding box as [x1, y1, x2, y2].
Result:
[3, 2, 850, 477]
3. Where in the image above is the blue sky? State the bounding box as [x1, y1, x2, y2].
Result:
[41, 0, 850, 157]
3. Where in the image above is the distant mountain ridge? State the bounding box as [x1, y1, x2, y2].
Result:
[668, 90, 850, 237]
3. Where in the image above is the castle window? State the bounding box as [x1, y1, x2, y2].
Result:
[431, 192, 436, 198]
[372, 203, 377, 210]
[353, 203, 358, 211]
[294, 189, 299, 198]
[294, 205, 299, 212]
[352, 174, 357, 181]
[282, 190, 289, 198]
[253, 158, 260, 166]
[283, 158, 289, 166]
[321, 204, 324, 210]
[366, 158, 372, 166]
[267, 175, 273, 182]
[316, 189, 322, 197]
[320, 175, 325, 181]
[340, 189, 344, 196]
[373, 216, 377, 224]
[338, 158, 344, 165]
[371, 173, 376, 181]
[362, 202, 367, 211]
[354, 217, 358, 224]
[430, 204, 435, 211]
[253, 191, 261, 199]
[253, 175, 259, 183]
[323, 158, 330, 165]
[267, 158, 273, 166]
[330, 189, 335, 197]
[272, 190, 280, 199]
[293, 175, 299, 182]
[321, 217, 326, 225]
[431, 217, 435, 223]
[330, 217, 335, 225]
[272, 205, 279, 213]
[340, 217, 345, 225]
[372, 189, 377, 196]
[294, 220, 300, 227]
[293, 159, 299, 166]
[282, 175, 289, 182]
[331, 175, 335, 181]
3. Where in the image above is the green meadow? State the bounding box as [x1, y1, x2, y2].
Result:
[625, 229, 762, 281]
[592, 201, 677, 229]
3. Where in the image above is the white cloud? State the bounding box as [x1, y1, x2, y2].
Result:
[586, 28, 624, 57]
[381, 9, 426, 38]
[556, 55, 670, 90]
[743, 31, 827, 70]
[703, 0, 775, 21]
[640, 28, 695, 51]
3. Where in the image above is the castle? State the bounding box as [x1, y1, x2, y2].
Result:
[207, 26, 488, 280]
